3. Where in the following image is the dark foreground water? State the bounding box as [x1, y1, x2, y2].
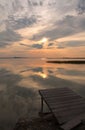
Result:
[0, 59, 85, 130]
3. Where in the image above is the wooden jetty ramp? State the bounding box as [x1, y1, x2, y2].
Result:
[39, 87, 85, 130]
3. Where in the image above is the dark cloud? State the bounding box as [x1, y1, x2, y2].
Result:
[19, 43, 29, 47]
[31, 43, 43, 49]
[0, 29, 22, 47]
[7, 16, 37, 30]
[0, 41, 10, 48]
[57, 68, 85, 76]
[57, 41, 85, 49]
[20, 43, 43, 49]
[78, 0, 85, 14]
[27, 0, 43, 6]
[32, 67, 43, 72]
[0, 4, 4, 10]
[19, 67, 43, 74]
[0, 69, 22, 85]
[66, 41, 85, 47]
[32, 15, 85, 41]
[48, 43, 54, 46]
[14, 86, 37, 98]
[57, 46, 65, 49]
[12, 0, 24, 12]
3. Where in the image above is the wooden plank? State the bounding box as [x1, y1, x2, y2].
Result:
[61, 118, 81, 130]
[39, 89, 76, 96]
[47, 97, 84, 103]
[54, 107, 85, 116]
[41, 92, 78, 98]
[39, 88, 76, 97]
[61, 113, 85, 130]
[40, 89, 74, 94]
[45, 96, 82, 105]
[50, 98, 85, 106]
[55, 109, 85, 124]
[50, 100, 85, 110]
[39, 89, 81, 99]
[53, 105, 85, 114]
[39, 87, 70, 93]
[40, 92, 81, 99]
[47, 98, 84, 107]
[45, 95, 81, 101]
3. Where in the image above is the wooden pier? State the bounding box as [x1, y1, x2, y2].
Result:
[39, 87, 85, 130]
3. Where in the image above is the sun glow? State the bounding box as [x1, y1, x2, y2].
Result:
[38, 72, 47, 79]
[40, 37, 48, 43]
[41, 73, 47, 79]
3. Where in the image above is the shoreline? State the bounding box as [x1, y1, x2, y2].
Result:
[47, 60, 85, 64]
[14, 114, 60, 130]
[14, 114, 85, 130]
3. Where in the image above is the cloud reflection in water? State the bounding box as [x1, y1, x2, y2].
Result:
[0, 59, 85, 130]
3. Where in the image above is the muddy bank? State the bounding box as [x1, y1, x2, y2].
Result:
[14, 114, 85, 130]
[14, 114, 60, 130]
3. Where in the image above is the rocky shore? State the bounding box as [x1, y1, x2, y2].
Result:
[14, 113, 85, 130]
[14, 114, 60, 130]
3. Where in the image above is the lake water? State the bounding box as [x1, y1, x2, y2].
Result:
[0, 59, 85, 130]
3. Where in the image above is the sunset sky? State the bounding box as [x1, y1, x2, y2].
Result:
[0, 0, 85, 58]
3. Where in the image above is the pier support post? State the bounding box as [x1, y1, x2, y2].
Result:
[39, 96, 44, 116]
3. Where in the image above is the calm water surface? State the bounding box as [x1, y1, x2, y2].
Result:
[0, 59, 85, 130]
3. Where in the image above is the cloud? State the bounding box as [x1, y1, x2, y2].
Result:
[20, 43, 43, 49]
[19, 43, 29, 47]
[48, 43, 54, 46]
[32, 67, 43, 72]
[78, 0, 85, 14]
[30, 74, 84, 89]
[7, 16, 37, 30]
[29, 1, 43, 6]
[0, 68, 22, 86]
[0, 68, 39, 130]
[57, 68, 85, 76]
[57, 45, 65, 49]
[0, 0, 85, 51]
[65, 41, 85, 47]
[57, 41, 85, 49]
[31, 43, 43, 49]
[32, 14, 85, 41]
[0, 29, 22, 47]
[20, 39, 85, 50]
